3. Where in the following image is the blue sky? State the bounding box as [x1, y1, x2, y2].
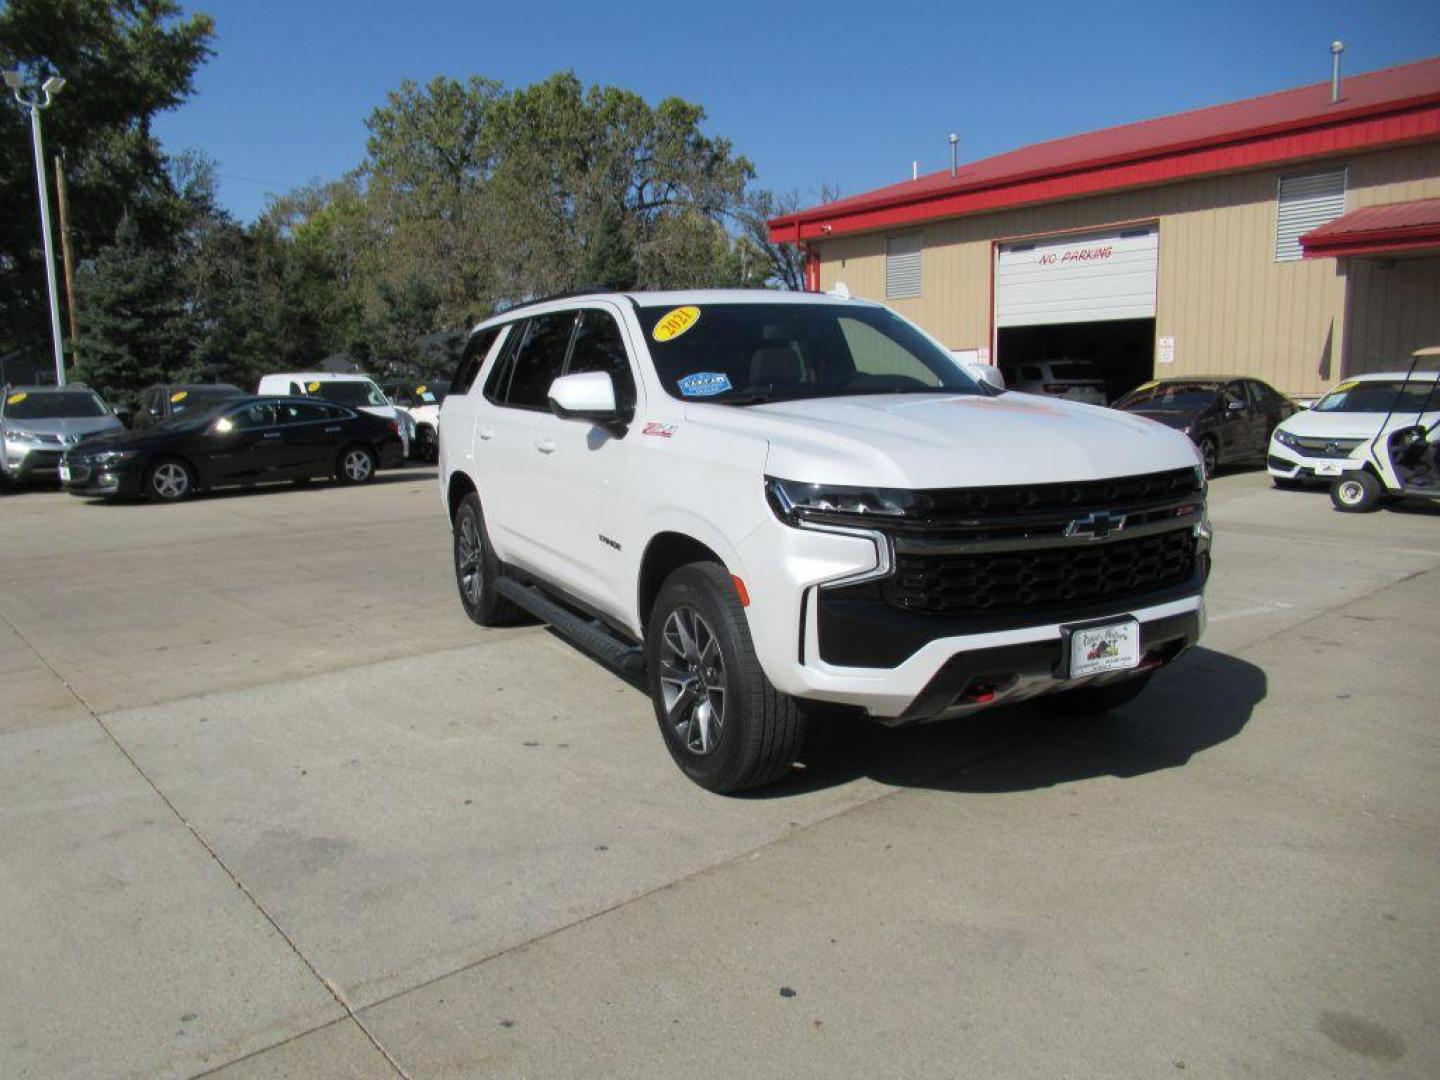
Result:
[153, 0, 1440, 223]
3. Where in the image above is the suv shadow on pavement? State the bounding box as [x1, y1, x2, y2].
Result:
[756, 646, 1265, 798]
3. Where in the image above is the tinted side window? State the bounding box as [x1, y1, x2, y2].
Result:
[278, 401, 332, 424]
[452, 326, 502, 396]
[483, 324, 521, 404]
[229, 401, 279, 430]
[506, 312, 577, 409]
[1222, 382, 1247, 408]
[567, 311, 636, 411]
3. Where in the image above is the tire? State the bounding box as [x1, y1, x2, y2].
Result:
[1046, 671, 1153, 715]
[144, 457, 195, 503]
[645, 562, 806, 793]
[452, 491, 522, 626]
[1330, 471, 1383, 513]
[336, 444, 377, 485]
[1197, 436, 1218, 479]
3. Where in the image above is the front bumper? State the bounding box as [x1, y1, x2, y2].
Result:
[61, 457, 144, 498]
[736, 512, 1209, 722]
[2, 444, 63, 482]
[1266, 439, 1365, 482]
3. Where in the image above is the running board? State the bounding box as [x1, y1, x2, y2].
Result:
[496, 577, 646, 676]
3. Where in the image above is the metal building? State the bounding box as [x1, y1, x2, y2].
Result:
[768, 57, 1440, 400]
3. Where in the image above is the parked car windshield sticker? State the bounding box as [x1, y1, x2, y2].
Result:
[1327, 380, 1358, 396]
[677, 372, 732, 397]
[6, 392, 27, 405]
[307, 381, 321, 392]
[415, 384, 427, 394]
[170, 390, 188, 403]
[652, 306, 701, 343]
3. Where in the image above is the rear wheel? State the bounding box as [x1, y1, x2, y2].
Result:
[145, 457, 195, 502]
[336, 445, 376, 485]
[1046, 672, 1153, 715]
[452, 492, 522, 626]
[1330, 471, 1383, 513]
[645, 562, 805, 793]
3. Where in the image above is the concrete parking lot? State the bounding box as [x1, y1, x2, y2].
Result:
[2, 468, 1437, 1079]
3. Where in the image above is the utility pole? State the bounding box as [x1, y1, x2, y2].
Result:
[4, 69, 68, 386]
[54, 154, 80, 369]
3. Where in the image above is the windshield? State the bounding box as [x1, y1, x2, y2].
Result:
[1048, 362, 1102, 381]
[4, 389, 109, 419]
[308, 380, 387, 408]
[1115, 382, 1221, 411]
[637, 302, 987, 404]
[1313, 380, 1440, 414]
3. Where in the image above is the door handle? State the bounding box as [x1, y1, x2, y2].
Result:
[534, 438, 556, 454]
[263, 431, 282, 439]
[324, 426, 341, 433]
[478, 428, 495, 441]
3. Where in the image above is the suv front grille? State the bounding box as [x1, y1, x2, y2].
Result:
[884, 527, 1198, 617]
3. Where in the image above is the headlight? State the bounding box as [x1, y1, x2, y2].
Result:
[765, 476, 917, 527]
[1273, 429, 1301, 450]
[92, 449, 139, 466]
[2, 428, 42, 446]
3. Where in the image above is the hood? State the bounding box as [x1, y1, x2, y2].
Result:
[68, 417, 207, 452]
[1276, 408, 1437, 441]
[686, 392, 1201, 489]
[2, 415, 123, 445]
[1124, 408, 1198, 431]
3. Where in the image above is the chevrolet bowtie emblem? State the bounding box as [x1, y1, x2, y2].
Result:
[1065, 511, 1127, 539]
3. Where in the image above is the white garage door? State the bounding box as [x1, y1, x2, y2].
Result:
[996, 225, 1158, 327]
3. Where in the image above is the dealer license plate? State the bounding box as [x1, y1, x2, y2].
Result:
[1068, 620, 1141, 678]
[58, 464, 71, 482]
[1314, 461, 1344, 477]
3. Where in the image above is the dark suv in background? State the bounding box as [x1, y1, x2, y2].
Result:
[131, 383, 245, 430]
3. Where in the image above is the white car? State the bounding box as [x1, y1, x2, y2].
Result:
[439, 291, 1210, 792]
[1267, 371, 1440, 487]
[385, 380, 448, 462]
[257, 372, 411, 459]
[999, 358, 1107, 406]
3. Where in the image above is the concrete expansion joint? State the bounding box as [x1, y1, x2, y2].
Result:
[0, 605, 412, 1079]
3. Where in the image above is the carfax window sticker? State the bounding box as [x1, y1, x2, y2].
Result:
[677, 372, 732, 397]
[652, 306, 701, 343]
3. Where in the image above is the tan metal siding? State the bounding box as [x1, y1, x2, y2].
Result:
[814, 141, 1440, 398]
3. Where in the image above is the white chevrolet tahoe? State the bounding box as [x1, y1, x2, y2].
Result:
[439, 291, 1211, 792]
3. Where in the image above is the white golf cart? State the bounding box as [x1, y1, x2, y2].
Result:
[1330, 346, 1440, 513]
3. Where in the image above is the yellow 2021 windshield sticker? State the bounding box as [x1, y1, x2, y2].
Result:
[307, 381, 321, 392]
[6, 392, 27, 405]
[653, 306, 701, 343]
[170, 390, 189, 403]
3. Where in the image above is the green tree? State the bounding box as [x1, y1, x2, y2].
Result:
[0, 0, 214, 369]
[73, 212, 192, 400]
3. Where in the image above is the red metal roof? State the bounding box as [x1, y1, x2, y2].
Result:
[1301, 195, 1440, 257]
[770, 57, 1440, 243]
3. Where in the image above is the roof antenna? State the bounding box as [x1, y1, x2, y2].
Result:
[948, 133, 959, 178]
[1330, 40, 1345, 103]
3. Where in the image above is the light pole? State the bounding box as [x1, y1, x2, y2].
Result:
[5, 70, 68, 386]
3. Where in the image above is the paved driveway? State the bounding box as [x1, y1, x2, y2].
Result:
[1, 469, 1437, 1078]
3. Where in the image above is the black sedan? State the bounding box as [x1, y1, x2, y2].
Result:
[60, 396, 404, 502]
[1113, 376, 1296, 477]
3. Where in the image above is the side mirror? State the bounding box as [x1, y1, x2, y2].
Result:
[548, 371, 629, 432]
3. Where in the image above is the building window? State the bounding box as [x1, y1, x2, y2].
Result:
[885, 233, 923, 298]
[1275, 169, 1346, 262]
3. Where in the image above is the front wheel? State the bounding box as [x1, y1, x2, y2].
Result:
[645, 562, 806, 793]
[1330, 471, 1383, 513]
[145, 457, 195, 502]
[336, 445, 377, 485]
